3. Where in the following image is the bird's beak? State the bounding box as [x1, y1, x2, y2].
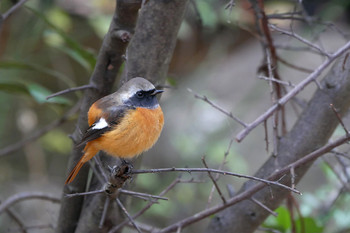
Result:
[151, 89, 164, 96]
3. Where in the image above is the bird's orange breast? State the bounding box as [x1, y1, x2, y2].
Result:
[93, 106, 164, 158]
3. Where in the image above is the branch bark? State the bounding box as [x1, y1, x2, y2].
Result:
[123, 0, 189, 85]
[56, 1, 141, 232]
[57, 0, 189, 232]
[205, 53, 350, 232]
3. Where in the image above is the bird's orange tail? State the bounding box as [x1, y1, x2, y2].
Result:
[65, 143, 98, 184]
[65, 158, 85, 184]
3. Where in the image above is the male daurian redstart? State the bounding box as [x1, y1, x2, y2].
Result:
[65, 77, 164, 184]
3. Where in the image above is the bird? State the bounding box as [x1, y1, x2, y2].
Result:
[65, 77, 164, 184]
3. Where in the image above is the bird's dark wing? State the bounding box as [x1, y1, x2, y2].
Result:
[76, 104, 134, 147]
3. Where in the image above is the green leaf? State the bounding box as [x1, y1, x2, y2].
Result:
[26, 83, 71, 105]
[0, 60, 75, 87]
[56, 46, 92, 72]
[26, 6, 96, 70]
[264, 206, 291, 232]
[0, 82, 29, 95]
[295, 217, 323, 233]
[40, 129, 72, 154]
[166, 77, 177, 86]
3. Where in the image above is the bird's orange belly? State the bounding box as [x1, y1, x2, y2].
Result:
[94, 106, 164, 158]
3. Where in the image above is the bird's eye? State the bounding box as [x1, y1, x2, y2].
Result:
[136, 91, 144, 98]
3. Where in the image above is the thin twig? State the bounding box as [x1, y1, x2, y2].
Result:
[290, 167, 295, 190]
[202, 157, 227, 204]
[266, 48, 279, 157]
[258, 75, 295, 87]
[125, 221, 161, 233]
[131, 167, 301, 194]
[322, 157, 350, 191]
[188, 88, 247, 127]
[236, 40, 350, 142]
[207, 138, 233, 206]
[250, 197, 278, 217]
[330, 103, 350, 136]
[330, 150, 350, 160]
[119, 189, 168, 201]
[99, 198, 110, 228]
[88, 159, 106, 184]
[277, 56, 314, 73]
[109, 178, 195, 233]
[93, 156, 109, 182]
[225, 0, 236, 15]
[46, 84, 95, 100]
[65, 188, 168, 201]
[7, 224, 55, 233]
[116, 198, 142, 233]
[269, 24, 330, 58]
[0, 199, 27, 233]
[0, 192, 60, 215]
[65, 189, 104, 198]
[1, 0, 29, 20]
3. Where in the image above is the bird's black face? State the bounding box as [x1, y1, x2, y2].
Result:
[124, 89, 163, 109]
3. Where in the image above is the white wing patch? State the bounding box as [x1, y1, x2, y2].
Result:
[92, 118, 108, 129]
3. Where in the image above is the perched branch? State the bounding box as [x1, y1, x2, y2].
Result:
[131, 167, 301, 194]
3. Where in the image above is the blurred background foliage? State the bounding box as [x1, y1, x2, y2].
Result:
[0, 0, 350, 232]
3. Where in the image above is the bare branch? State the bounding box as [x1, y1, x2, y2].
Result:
[65, 190, 104, 198]
[119, 189, 168, 201]
[116, 198, 142, 233]
[269, 24, 330, 57]
[277, 56, 314, 73]
[46, 84, 95, 100]
[250, 197, 278, 217]
[290, 166, 295, 190]
[258, 75, 295, 87]
[131, 167, 301, 194]
[0, 200, 27, 233]
[202, 157, 227, 204]
[125, 221, 161, 233]
[159, 134, 350, 233]
[207, 138, 233, 206]
[0, 0, 29, 26]
[330, 103, 350, 136]
[236, 41, 350, 142]
[99, 198, 110, 228]
[188, 88, 247, 127]
[0, 192, 60, 215]
[109, 178, 200, 233]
